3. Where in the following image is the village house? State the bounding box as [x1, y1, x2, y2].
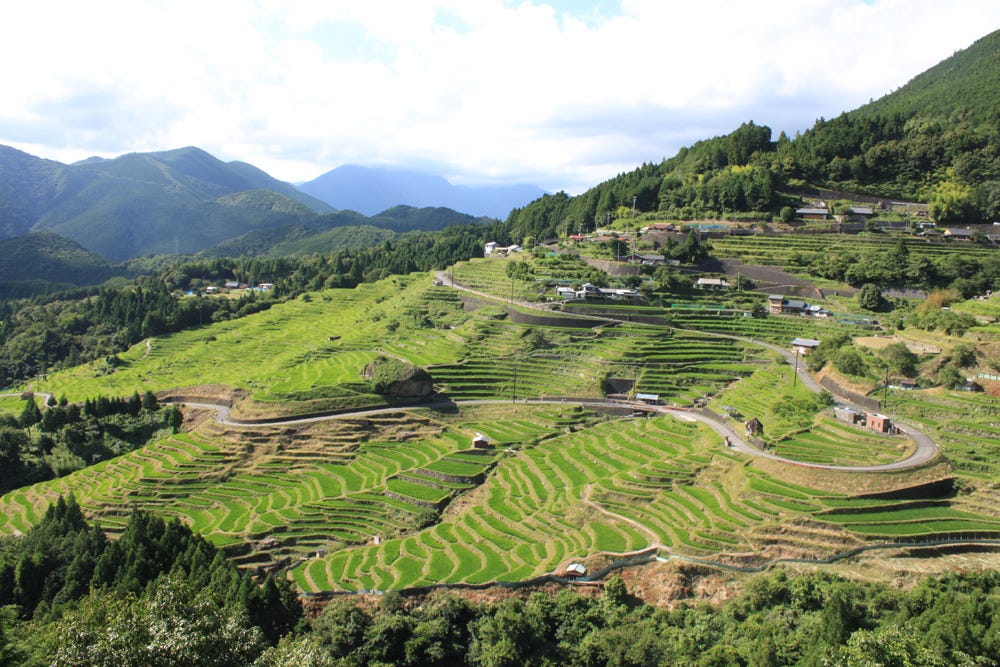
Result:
[625, 253, 666, 266]
[768, 295, 809, 315]
[484, 242, 523, 256]
[472, 433, 491, 449]
[696, 277, 730, 290]
[641, 222, 676, 233]
[944, 228, 975, 241]
[790, 338, 821, 356]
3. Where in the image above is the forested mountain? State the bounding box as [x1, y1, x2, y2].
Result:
[506, 28, 1000, 242]
[299, 163, 547, 218]
[199, 206, 489, 258]
[0, 146, 498, 263]
[0, 232, 126, 299]
[0, 145, 332, 260]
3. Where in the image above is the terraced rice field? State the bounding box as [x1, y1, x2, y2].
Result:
[10, 268, 1000, 594]
[710, 234, 1000, 272]
[770, 416, 915, 466]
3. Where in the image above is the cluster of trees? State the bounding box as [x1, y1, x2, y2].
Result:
[0, 393, 180, 495]
[805, 327, 981, 388]
[0, 497, 302, 665]
[7, 505, 1000, 667]
[261, 568, 1000, 666]
[809, 238, 1000, 296]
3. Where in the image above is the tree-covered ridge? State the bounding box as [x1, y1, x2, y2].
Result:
[507, 28, 1000, 242]
[0, 223, 492, 386]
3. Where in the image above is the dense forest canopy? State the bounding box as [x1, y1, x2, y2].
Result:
[3, 499, 1000, 666]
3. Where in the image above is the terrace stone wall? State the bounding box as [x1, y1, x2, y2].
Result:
[504, 307, 601, 329]
[819, 377, 880, 412]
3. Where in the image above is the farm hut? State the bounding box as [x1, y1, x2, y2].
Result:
[957, 380, 984, 392]
[625, 253, 666, 266]
[796, 207, 830, 220]
[696, 277, 730, 290]
[636, 393, 660, 405]
[791, 338, 821, 356]
[866, 413, 892, 433]
[472, 433, 491, 449]
[745, 418, 763, 437]
[944, 228, 975, 240]
[564, 563, 587, 577]
[834, 406, 863, 425]
[898, 379, 919, 390]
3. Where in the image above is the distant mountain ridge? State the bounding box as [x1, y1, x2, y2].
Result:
[0, 146, 496, 262]
[298, 164, 547, 219]
[0, 145, 337, 260]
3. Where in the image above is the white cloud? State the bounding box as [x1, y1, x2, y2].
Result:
[0, 0, 998, 193]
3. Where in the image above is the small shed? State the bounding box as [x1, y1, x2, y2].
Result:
[834, 406, 863, 425]
[636, 393, 660, 405]
[472, 433, 491, 449]
[791, 338, 821, 355]
[796, 207, 830, 220]
[696, 277, 730, 290]
[564, 562, 587, 577]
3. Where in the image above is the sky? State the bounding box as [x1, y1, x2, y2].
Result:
[1, 1, 999, 195]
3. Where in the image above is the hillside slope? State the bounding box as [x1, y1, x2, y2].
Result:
[506, 27, 1000, 242]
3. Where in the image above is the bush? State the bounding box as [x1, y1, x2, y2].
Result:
[834, 347, 868, 377]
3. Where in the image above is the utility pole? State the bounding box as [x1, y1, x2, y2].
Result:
[792, 348, 799, 387]
[883, 366, 889, 410]
[632, 196, 637, 217]
[512, 356, 518, 404]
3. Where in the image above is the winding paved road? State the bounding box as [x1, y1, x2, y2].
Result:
[431, 269, 940, 472]
[161, 270, 940, 473]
